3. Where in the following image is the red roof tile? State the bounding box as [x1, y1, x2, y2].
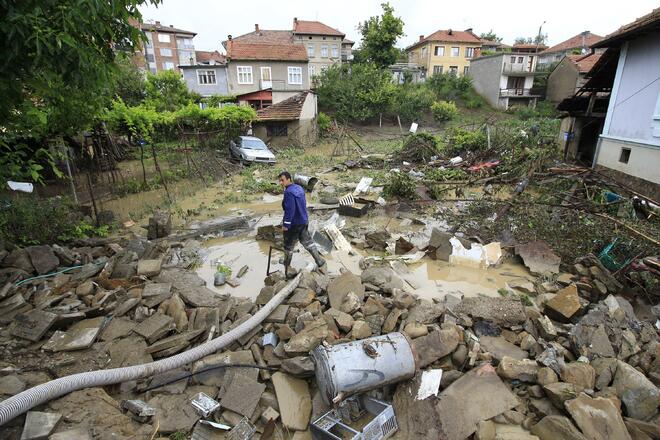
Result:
[293, 20, 344, 36]
[408, 29, 481, 50]
[593, 7, 660, 48]
[567, 53, 602, 73]
[540, 32, 603, 54]
[229, 30, 293, 45]
[257, 91, 311, 121]
[512, 43, 548, 50]
[140, 22, 195, 36]
[226, 41, 307, 61]
[195, 50, 226, 64]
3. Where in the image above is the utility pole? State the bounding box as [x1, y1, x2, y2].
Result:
[535, 21, 546, 54]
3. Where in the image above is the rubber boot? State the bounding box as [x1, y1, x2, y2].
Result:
[283, 250, 297, 279]
[308, 247, 327, 274]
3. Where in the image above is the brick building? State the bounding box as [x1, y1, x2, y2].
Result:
[136, 21, 197, 74]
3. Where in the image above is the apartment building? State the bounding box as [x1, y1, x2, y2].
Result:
[292, 18, 346, 76]
[137, 21, 197, 74]
[406, 28, 482, 78]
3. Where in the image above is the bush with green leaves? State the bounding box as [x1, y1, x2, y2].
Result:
[431, 101, 459, 121]
[383, 171, 418, 200]
[444, 128, 488, 156]
[391, 84, 435, 122]
[145, 70, 193, 112]
[317, 112, 332, 136]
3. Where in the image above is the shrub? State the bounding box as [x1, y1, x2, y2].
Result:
[383, 171, 417, 200]
[513, 105, 538, 121]
[465, 94, 486, 109]
[431, 101, 459, 121]
[444, 128, 487, 156]
[317, 112, 332, 136]
[390, 84, 434, 122]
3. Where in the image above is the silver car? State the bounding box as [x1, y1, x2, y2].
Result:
[229, 136, 276, 165]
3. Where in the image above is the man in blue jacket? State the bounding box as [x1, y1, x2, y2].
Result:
[278, 171, 326, 278]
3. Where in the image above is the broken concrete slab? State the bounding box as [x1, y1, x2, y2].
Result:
[565, 394, 632, 440]
[327, 271, 365, 309]
[178, 285, 227, 308]
[10, 309, 58, 342]
[480, 336, 528, 361]
[20, 411, 62, 440]
[219, 371, 265, 417]
[545, 284, 581, 322]
[132, 313, 174, 344]
[271, 372, 312, 431]
[26, 245, 60, 275]
[455, 297, 527, 326]
[0, 293, 32, 325]
[437, 363, 520, 440]
[516, 241, 561, 275]
[413, 329, 460, 368]
[99, 317, 136, 342]
[613, 360, 660, 421]
[50, 317, 105, 352]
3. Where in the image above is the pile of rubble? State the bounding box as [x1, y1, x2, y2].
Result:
[0, 236, 658, 440]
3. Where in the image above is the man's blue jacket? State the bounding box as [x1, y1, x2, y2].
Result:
[282, 183, 309, 227]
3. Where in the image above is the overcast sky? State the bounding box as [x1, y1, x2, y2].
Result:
[139, 0, 657, 52]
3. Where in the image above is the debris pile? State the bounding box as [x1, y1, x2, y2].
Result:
[0, 232, 658, 440]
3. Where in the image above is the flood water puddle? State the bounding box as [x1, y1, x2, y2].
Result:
[197, 233, 533, 301]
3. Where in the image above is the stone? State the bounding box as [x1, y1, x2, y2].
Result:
[105, 335, 153, 368]
[565, 394, 632, 440]
[497, 356, 539, 382]
[571, 323, 615, 358]
[193, 351, 259, 388]
[529, 398, 563, 418]
[0, 375, 26, 395]
[530, 415, 588, 440]
[340, 291, 361, 314]
[592, 357, 617, 391]
[480, 336, 528, 362]
[75, 280, 95, 296]
[360, 266, 405, 293]
[454, 297, 527, 326]
[271, 372, 311, 431]
[49, 429, 92, 440]
[404, 321, 428, 339]
[613, 360, 660, 421]
[535, 315, 558, 340]
[452, 344, 468, 367]
[624, 418, 660, 440]
[437, 364, 520, 440]
[428, 228, 453, 261]
[515, 241, 561, 275]
[146, 330, 204, 356]
[137, 259, 162, 277]
[266, 304, 290, 323]
[148, 390, 203, 434]
[147, 210, 171, 240]
[507, 279, 536, 294]
[545, 284, 581, 322]
[327, 271, 365, 309]
[261, 406, 280, 424]
[350, 320, 372, 339]
[324, 308, 354, 333]
[281, 356, 315, 377]
[289, 287, 316, 308]
[365, 229, 391, 251]
[20, 411, 61, 440]
[219, 373, 265, 418]
[362, 296, 388, 316]
[543, 382, 578, 409]
[382, 308, 403, 333]
[413, 329, 460, 368]
[2, 248, 34, 273]
[50, 317, 105, 352]
[475, 420, 496, 440]
[560, 362, 596, 392]
[133, 313, 174, 344]
[10, 309, 58, 342]
[284, 318, 328, 354]
[537, 367, 559, 386]
[26, 245, 59, 275]
[393, 291, 416, 309]
[165, 293, 188, 331]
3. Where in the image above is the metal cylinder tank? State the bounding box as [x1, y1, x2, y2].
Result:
[311, 332, 418, 405]
[293, 174, 318, 192]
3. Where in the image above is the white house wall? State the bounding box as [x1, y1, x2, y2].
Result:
[469, 55, 506, 109]
[596, 137, 660, 185]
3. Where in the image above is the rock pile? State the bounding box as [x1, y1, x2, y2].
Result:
[0, 237, 658, 440]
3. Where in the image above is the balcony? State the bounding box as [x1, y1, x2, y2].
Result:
[500, 88, 541, 97]
[502, 63, 537, 73]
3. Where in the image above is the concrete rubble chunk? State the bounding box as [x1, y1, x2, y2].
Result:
[133, 312, 174, 344]
[560, 362, 596, 392]
[497, 356, 539, 382]
[613, 360, 660, 421]
[219, 372, 266, 417]
[265, 304, 290, 323]
[148, 210, 172, 240]
[48, 429, 92, 440]
[137, 259, 162, 277]
[148, 389, 204, 434]
[530, 415, 587, 440]
[26, 245, 60, 275]
[437, 363, 520, 440]
[10, 309, 58, 342]
[543, 382, 578, 409]
[361, 266, 405, 293]
[51, 317, 105, 352]
[281, 356, 315, 377]
[271, 372, 312, 431]
[545, 284, 581, 322]
[0, 374, 26, 395]
[455, 296, 527, 326]
[106, 335, 153, 368]
[350, 320, 372, 339]
[324, 308, 354, 333]
[565, 394, 632, 440]
[327, 271, 365, 309]
[570, 323, 615, 358]
[515, 241, 561, 275]
[403, 321, 428, 339]
[413, 329, 460, 367]
[480, 336, 528, 361]
[20, 411, 62, 440]
[284, 318, 328, 354]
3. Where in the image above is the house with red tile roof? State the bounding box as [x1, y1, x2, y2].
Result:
[179, 50, 228, 98]
[546, 53, 602, 104]
[405, 28, 482, 78]
[538, 31, 603, 67]
[253, 90, 318, 146]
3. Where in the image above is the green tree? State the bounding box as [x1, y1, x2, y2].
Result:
[357, 3, 405, 68]
[114, 56, 147, 106]
[145, 70, 192, 112]
[480, 30, 503, 42]
[0, 0, 161, 183]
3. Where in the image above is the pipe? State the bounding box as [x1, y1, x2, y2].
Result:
[0, 270, 305, 426]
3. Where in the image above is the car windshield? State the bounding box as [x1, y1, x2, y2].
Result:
[241, 138, 268, 150]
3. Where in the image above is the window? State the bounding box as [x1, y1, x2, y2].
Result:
[148, 62, 157, 74]
[288, 66, 303, 85]
[146, 53, 155, 62]
[237, 66, 253, 84]
[267, 122, 288, 137]
[307, 44, 315, 57]
[197, 70, 217, 85]
[158, 33, 170, 43]
[160, 48, 172, 57]
[177, 38, 193, 49]
[511, 56, 517, 63]
[518, 56, 524, 63]
[433, 65, 443, 75]
[309, 65, 316, 80]
[434, 46, 445, 56]
[163, 62, 174, 70]
[449, 66, 458, 76]
[451, 47, 460, 57]
[331, 45, 339, 58]
[321, 45, 328, 58]
[463, 66, 469, 75]
[619, 148, 631, 164]
[421, 46, 428, 57]
[146, 33, 154, 48]
[465, 47, 474, 58]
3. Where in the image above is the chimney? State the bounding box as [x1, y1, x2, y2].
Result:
[155, 21, 161, 26]
[227, 35, 232, 40]
[465, 27, 473, 33]
[169, 24, 173, 28]
[255, 24, 259, 32]
[581, 31, 588, 48]
[419, 35, 424, 42]
[448, 29, 453, 35]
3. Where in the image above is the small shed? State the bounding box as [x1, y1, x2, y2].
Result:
[253, 91, 317, 147]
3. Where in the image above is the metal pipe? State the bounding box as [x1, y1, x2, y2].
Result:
[0, 269, 307, 427]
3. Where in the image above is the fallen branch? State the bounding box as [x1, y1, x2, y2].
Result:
[591, 213, 660, 247]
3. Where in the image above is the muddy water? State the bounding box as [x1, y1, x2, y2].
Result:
[197, 232, 533, 301]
